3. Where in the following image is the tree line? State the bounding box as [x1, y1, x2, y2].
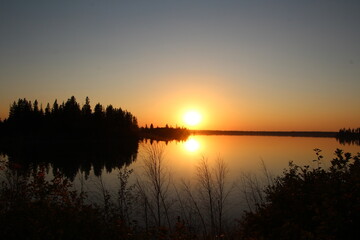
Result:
[0, 96, 191, 146]
[0, 96, 139, 144]
[0, 96, 140, 179]
[140, 124, 190, 142]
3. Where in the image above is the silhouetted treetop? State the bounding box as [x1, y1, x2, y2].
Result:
[2, 96, 139, 143]
[81, 96, 92, 116]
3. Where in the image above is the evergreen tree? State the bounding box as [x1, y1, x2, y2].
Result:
[63, 96, 81, 116]
[52, 100, 59, 115]
[45, 103, 51, 117]
[33, 100, 39, 113]
[81, 96, 92, 117]
[105, 105, 114, 118]
[94, 103, 104, 119]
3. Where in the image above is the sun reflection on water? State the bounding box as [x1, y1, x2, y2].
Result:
[184, 137, 200, 152]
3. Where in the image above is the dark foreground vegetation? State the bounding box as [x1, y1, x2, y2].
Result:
[237, 149, 360, 240]
[1, 148, 359, 239]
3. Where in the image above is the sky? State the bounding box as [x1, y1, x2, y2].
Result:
[0, 0, 359, 131]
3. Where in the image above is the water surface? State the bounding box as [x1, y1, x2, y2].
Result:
[1, 135, 359, 205]
[134, 135, 359, 181]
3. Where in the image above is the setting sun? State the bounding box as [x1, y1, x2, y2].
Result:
[183, 111, 202, 127]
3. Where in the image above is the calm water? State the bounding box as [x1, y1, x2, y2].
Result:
[55, 135, 357, 205]
[2, 135, 357, 189]
[1, 135, 359, 191]
[1, 135, 359, 224]
[98, 135, 358, 184]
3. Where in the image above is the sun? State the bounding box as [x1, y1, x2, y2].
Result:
[183, 111, 202, 126]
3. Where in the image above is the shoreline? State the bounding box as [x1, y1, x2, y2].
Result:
[190, 130, 337, 138]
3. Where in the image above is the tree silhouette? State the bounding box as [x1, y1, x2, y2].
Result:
[94, 103, 104, 120]
[52, 99, 59, 116]
[0, 96, 140, 178]
[81, 96, 92, 117]
[45, 103, 51, 117]
[2, 96, 139, 142]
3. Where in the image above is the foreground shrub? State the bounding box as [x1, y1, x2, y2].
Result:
[0, 162, 132, 240]
[237, 149, 360, 240]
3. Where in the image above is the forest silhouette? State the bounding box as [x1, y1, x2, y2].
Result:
[1, 96, 139, 143]
[0, 96, 191, 178]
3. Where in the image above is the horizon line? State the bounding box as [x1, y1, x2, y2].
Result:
[189, 130, 338, 138]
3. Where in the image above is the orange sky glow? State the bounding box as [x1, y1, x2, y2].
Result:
[0, 1, 359, 131]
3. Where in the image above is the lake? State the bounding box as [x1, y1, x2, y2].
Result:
[1, 134, 359, 227]
[82, 134, 359, 188]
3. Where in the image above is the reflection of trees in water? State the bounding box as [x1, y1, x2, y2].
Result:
[336, 137, 360, 146]
[336, 128, 360, 146]
[1, 139, 139, 180]
[0, 96, 140, 179]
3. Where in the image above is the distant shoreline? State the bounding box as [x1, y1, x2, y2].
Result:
[190, 130, 337, 138]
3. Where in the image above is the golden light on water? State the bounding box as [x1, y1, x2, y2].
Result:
[184, 138, 200, 152]
[183, 111, 202, 127]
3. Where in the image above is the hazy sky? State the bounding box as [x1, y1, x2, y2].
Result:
[1, 0, 359, 130]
